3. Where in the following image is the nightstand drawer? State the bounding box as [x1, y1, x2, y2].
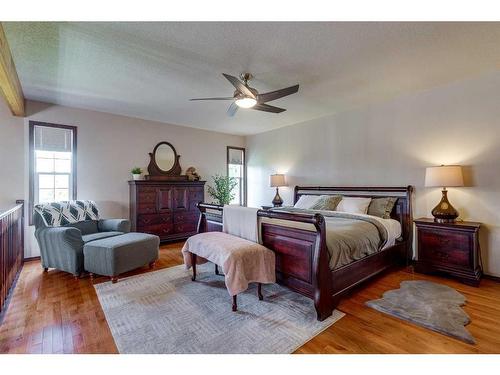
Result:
[418, 229, 470, 267]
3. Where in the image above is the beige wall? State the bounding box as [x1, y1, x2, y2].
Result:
[0, 100, 244, 257]
[0, 100, 24, 210]
[246, 72, 500, 277]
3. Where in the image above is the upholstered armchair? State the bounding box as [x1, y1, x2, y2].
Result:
[33, 201, 130, 278]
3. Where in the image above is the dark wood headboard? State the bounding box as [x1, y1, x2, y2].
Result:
[294, 185, 414, 250]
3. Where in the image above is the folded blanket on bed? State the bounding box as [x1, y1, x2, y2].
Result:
[182, 232, 275, 296]
[222, 205, 259, 243]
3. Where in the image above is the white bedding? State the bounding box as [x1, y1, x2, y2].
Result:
[356, 213, 402, 249]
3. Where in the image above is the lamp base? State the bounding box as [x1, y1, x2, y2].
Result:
[272, 187, 283, 207]
[431, 189, 459, 223]
[433, 217, 457, 224]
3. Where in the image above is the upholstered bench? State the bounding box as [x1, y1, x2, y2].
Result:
[84, 232, 159, 283]
[182, 231, 275, 311]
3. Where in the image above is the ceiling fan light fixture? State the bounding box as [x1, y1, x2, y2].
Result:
[235, 97, 257, 108]
[190, 73, 299, 116]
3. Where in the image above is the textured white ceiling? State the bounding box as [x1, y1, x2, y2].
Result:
[4, 22, 500, 135]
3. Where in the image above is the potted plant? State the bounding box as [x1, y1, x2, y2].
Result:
[131, 167, 143, 180]
[207, 174, 238, 205]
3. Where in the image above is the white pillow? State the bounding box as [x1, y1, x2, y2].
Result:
[336, 197, 372, 215]
[294, 195, 321, 209]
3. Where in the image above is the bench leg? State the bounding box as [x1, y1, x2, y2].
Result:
[258, 283, 263, 301]
[191, 252, 197, 281]
[215, 264, 219, 275]
[232, 295, 237, 312]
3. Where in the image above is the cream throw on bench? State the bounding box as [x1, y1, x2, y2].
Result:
[222, 205, 259, 242]
[182, 231, 275, 296]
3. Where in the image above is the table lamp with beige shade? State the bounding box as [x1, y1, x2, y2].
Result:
[425, 165, 464, 223]
[270, 174, 287, 207]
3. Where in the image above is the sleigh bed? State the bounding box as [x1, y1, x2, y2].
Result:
[197, 185, 413, 321]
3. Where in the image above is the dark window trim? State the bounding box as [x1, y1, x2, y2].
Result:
[226, 146, 246, 206]
[29, 121, 78, 225]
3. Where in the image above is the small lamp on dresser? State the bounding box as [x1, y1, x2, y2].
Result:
[425, 165, 464, 223]
[270, 174, 286, 207]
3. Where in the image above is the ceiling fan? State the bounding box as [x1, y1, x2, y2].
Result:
[190, 73, 299, 117]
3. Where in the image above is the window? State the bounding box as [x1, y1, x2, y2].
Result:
[227, 146, 246, 206]
[35, 150, 72, 202]
[29, 122, 77, 217]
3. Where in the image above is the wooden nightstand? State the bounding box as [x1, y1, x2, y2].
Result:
[414, 218, 482, 286]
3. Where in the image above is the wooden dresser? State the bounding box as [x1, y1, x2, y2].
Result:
[414, 218, 482, 286]
[129, 180, 205, 242]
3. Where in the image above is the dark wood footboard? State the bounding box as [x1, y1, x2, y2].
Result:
[258, 210, 334, 321]
[197, 203, 223, 233]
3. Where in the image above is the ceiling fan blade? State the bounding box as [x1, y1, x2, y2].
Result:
[190, 97, 234, 101]
[251, 103, 286, 113]
[227, 101, 239, 117]
[257, 84, 299, 103]
[222, 73, 256, 99]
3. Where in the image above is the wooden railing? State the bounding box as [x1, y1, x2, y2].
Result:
[0, 201, 24, 316]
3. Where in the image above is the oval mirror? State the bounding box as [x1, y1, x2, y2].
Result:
[155, 143, 176, 172]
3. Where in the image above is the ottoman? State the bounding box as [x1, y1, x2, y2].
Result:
[84, 232, 159, 283]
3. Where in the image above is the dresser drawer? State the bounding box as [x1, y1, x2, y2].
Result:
[138, 223, 174, 238]
[137, 213, 172, 226]
[418, 229, 470, 267]
[173, 222, 198, 234]
[137, 203, 157, 214]
[174, 212, 199, 224]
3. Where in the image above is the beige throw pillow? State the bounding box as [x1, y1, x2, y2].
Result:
[367, 197, 398, 219]
[336, 197, 372, 215]
[310, 195, 343, 211]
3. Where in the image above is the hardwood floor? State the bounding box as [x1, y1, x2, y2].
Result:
[1, 241, 500, 354]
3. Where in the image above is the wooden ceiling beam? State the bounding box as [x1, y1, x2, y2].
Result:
[0, 23, 25, 117]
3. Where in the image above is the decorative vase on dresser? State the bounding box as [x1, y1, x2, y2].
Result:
[414, 218, 482, 286]
[129, 141, 205, 242]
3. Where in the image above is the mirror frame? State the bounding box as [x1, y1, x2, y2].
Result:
[146, 141, 184, 180]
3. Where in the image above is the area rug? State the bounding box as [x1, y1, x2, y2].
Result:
[94, 263, 344, 353]
[366, 280, 475, 344]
